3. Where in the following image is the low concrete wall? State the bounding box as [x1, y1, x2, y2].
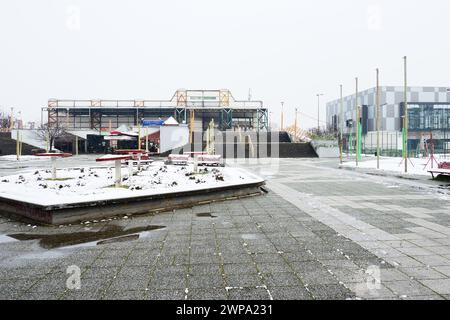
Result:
[171, 142, 318, 158]
[0, 181, 265, 225]
[311, 140, 339, 158]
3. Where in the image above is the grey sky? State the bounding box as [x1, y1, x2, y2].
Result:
[1, 0, 450, 129]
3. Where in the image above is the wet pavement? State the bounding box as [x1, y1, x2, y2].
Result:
[1, 156, 450, 299]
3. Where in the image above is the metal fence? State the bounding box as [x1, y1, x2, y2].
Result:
[342, 131, 450, 158]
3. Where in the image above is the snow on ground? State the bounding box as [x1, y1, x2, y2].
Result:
[0, 155, 48, 162]
[341, 156, 446, 176]
[0, 161, 263, 206]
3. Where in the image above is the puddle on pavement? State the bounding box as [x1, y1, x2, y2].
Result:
[7, 224, 166, 249]
[196, 212, 217, 218]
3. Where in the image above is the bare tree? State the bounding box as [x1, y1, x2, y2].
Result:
[35, 123, 66, 152]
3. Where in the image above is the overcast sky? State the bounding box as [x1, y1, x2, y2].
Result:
[1, 0, 450, 129]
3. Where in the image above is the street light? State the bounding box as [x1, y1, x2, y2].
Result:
[339, 85, 344, 164]
[294, 108, 299, 141]
[280, 102, 284, 131]
[376, 100, 388, 169]
[403, 56, 408, 173]
[10, 107, 14, 130]
[316, 93, 324, 132]
[376, 69, 380, 169]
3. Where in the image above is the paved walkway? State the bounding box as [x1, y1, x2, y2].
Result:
[243, 158, 450, 299]
[1, 157, 450, 299]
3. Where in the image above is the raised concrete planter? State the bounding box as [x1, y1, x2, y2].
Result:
[0, 162, 265, 225]
[0, 181, 265, 225]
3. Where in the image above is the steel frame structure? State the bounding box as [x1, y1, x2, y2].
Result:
[220, 109, 233, 130]
[257, 108, 269, 131]
[42, 89, 269, 132]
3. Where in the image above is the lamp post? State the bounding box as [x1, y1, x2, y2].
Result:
[316, 93, 324, 132]
[376, 69, 380, 169]
[339, 85, 344, 163]
[280, 102, 284, 131]
[294, 108, 299, 142]
[355, 77, 360, 166]
[145, 127, 149, 152]
[403, 56, 408, 173]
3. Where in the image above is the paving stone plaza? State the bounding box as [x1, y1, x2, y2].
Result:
[1, 156, 450, 300]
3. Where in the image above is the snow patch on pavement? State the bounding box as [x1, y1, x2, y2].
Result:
[341, 156, 447, 176]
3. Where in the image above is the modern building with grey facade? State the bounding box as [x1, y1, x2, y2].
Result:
[326, 86, 450, 155]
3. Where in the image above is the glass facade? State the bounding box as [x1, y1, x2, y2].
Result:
[408, 103, 450, 131]
[327, 87, 450, 156]
[407, 103, 450, 154]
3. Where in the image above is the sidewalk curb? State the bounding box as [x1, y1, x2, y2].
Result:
[338, 164, 427, 181]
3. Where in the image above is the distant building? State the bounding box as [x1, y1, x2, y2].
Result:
[42, 89, 268, 133]
[39, 89, 269, 153]
[326, 86, 450, 154]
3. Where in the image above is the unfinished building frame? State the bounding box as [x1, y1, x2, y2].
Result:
[42, 89, 269, 133]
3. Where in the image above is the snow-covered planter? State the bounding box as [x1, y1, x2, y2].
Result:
[0, 161, 264, 224]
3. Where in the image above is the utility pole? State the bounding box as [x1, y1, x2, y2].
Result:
[339, 85, 343, 164]
[16, 129, 20, 161]
[145, 127, 149, 152]
[19, 130, 22, 157]
[376, 68, 380, 169]
[355, 77, 359, 166]
[294, 108, 298, 141]
[403, 56, 408, 173]
[46, 132, 49, 152]
[137, 118, 141, 150]
[357, 105, 362, 163]
[18, 111, 22, 157]
[316, 93, 324, 132]
[280, 102, 284, 131]
[189, 110, 195, 144]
